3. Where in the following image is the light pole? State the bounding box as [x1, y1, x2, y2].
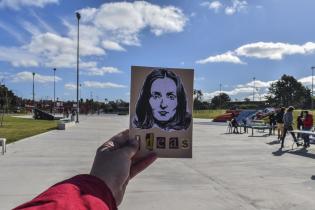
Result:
[219, 83, 222, 109]
[311, 67, 315, 110]
[53, 68, 56, 114]
[32, 72, 35, 108]
[79, 83, 82, 100]
[76, 12, 81, 123]
[252, 77, 256, 102]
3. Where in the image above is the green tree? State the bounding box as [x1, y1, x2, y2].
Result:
[193, 89, 203, 110]
[266, 74, 311, 108]
[211, 93, 231, 109]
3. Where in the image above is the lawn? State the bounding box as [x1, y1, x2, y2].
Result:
[0, 115, 58, 144]
[193, 109, 226, 119]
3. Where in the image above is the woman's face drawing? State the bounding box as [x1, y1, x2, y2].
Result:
[149, 77, 178, 122]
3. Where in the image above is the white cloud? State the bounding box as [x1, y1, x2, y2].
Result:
[83, 81, 126, 89]
[235, 42, 315, 60]
[196, 51, 245, 64]
[225, 0, 248, 15]
[11, 71, 61, 83]
[0, 0, 59, 10]
[64, 83, 77, 90]
[0, 21, 25, 43]
[298, 76, 315, 86]
[0, 1, 187, 69]
[102, 40, 126, 51]
[201, 1, 222, 13]
[84, 67, 122, 76]
[0, 46, 39, 67]
[20, 20, 41, 36]
[201, 75, 314, 101]
[202, 0, 247, 15]
[78, 1, 187, 45]
[237, 80, 276, 88]
[203, 78, 276, 101]
[197, 41, 315, 65]
[195, 77, 206, 81]
[30, 10, 57, 34]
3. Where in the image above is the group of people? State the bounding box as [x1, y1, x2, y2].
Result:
[273, 106, 313, 149]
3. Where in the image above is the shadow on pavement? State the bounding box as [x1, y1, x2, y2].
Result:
[287, 148, 315, 159]
[267, 140, 281, 145]
[272, 148, 288, 156]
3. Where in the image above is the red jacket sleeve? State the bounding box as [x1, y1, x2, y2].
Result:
[13, 174, 117, 210]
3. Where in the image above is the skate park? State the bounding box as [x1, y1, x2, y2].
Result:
[1, 115, 315, 210]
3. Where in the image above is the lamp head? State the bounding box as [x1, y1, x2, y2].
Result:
[76, 12, 81, 20]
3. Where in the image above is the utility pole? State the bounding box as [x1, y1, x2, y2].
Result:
[76, 12, 81, 123]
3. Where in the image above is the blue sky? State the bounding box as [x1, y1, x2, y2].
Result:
[1, 0, 315, 102]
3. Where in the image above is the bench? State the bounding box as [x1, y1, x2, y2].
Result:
[57, 118, 76, 130]
[0, 138, 6, 155]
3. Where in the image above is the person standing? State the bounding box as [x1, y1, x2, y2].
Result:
[281, 106, 301, 148]
[275, 107, 285, 140]
[302, 110, 313, 148]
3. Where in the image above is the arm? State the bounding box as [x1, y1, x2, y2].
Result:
[14, 175, 116, 210]
[14, 130, 157, 210]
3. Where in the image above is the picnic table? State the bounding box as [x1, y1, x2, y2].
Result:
[249, 124, 271, 136]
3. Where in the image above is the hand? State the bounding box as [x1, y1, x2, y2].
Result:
[90, 130, 157, 205]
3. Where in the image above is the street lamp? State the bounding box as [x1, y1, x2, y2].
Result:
[76, 12, 81, 123]
[79, 83, 82, 100]
[53, 68, 56, 115]
[32, 72, 35, 108]
[311, 67, 315, 110]
[219, 83, 222, 109]
[252, 77, 256, 102]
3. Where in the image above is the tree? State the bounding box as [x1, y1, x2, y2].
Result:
[193, 89, 203, 110]
[266, 74, 311, 108]
[244, 97, 250, 102]
[211, 93, 231, 109]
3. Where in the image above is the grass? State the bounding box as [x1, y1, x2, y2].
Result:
[0, 115, 58, 144]
[193, 109, 226, 119]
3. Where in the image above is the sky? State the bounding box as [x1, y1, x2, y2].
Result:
[1, 0, 315, 102]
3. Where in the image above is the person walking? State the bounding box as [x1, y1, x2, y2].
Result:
[280, 106, 301, 148]
[296, 111, 304, 139]
[275, 107, 285, 140]
[269, 113, 276, 135]
[302, 110, 313, 148]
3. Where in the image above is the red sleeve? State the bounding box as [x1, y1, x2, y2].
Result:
[13, 174, 117, 210]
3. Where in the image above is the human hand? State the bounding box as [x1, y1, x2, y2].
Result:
[90, 129, 157, 205]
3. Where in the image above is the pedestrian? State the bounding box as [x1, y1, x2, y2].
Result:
[269, 113, 276, 135]
[71, 110, 75, 121]
[231, 117, 239, 134]
[280, 106, 301, 148]
[302, 110, 313, 148]
[275, 107, 285, 140]
[296, 111, 304, 139]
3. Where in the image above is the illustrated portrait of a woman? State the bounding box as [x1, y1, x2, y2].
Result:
[133, 69, 191, 131]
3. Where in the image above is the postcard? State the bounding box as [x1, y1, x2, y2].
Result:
[129, 66, 194, 158]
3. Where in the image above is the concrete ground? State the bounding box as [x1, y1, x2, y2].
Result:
[1, 115, 315, 210]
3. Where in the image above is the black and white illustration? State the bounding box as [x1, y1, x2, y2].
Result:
[133, 69, 191, 131]
[129, 66, 193, 158]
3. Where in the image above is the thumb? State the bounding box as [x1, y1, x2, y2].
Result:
[117, 138, 139, 159]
